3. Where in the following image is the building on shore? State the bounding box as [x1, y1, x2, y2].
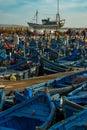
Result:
[0, 24, 30, 34]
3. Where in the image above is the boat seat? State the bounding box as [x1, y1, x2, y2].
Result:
[9, 112, 48, 121]
[8, 103, 50, 121]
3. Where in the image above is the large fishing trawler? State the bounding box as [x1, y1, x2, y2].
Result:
[27, 0, 65, 30]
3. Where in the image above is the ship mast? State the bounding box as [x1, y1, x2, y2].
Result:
[56, 0, 60, 29]
[36, 10, 38, 24]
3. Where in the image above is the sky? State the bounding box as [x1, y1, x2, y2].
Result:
[0, 0, 87, 28]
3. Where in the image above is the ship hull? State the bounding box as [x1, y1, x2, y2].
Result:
[27, 22, 64, 29]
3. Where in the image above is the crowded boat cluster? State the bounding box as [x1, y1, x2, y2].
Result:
[0, 65, 87, 129]
[0, 29, 87, 58]
[0, 27, 87, 130]
[0, 28, 87, 79]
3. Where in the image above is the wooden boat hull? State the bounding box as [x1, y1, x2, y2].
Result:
[68, 81, 87, 97]
[10, 70, 87, 103]
[53, 95, 86, 111]
[49, 109, 87, 130]
[0, 87, 6, 110]
[0, 92, 55, 130]
[0, 64, 39, 80]
[40, 56, 71, 74]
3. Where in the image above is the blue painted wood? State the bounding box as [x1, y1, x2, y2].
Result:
[12, 69, 87, 103]
[68, 82, 87, 96]
[0, 92, 55, 130]
[54, 95, 85, 110]
[40, 56, 71, 74]
[0, 87, 6, 109]
[49, 109, 87, 130]
[0, 126, 16, 130]
[53, 93, 87, 120]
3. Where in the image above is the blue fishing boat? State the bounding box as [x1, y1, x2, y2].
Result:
[65, 96, 87, 116]
[5, 69, 87, 108]
[47, 70, 87, 96]
[0, 92, 55, 130]
[10, 83, 72, 104]
[44, 47, 59, 59]
[49, 108, 87, 130]
[56, 54, 81, 62]
[0, 56, 39, 80]
[55, 57, 81, 67]
[0, 53, 26, 72]
[0, 86, 6, 110]
[40, 56, 73, 74]
[9, 69, 87, 102]
[53, 95, 86, 118]
[49, 82, 87, 125]
[55, 53, 87, 68]
[9, 78, 85, 106]
[66, 95, 87, 107]
[68, 81, 87, 96]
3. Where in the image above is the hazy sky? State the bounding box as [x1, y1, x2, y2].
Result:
[0, 0, 87, 28]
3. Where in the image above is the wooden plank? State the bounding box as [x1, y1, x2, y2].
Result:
[0, 69, 84, 94]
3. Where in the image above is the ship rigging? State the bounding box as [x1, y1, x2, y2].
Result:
[27, 0, 65, 30]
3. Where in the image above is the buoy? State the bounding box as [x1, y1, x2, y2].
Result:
[10, 74, 16, 81]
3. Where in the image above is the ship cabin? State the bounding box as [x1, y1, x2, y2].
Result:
[42, 18, 57, 25]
